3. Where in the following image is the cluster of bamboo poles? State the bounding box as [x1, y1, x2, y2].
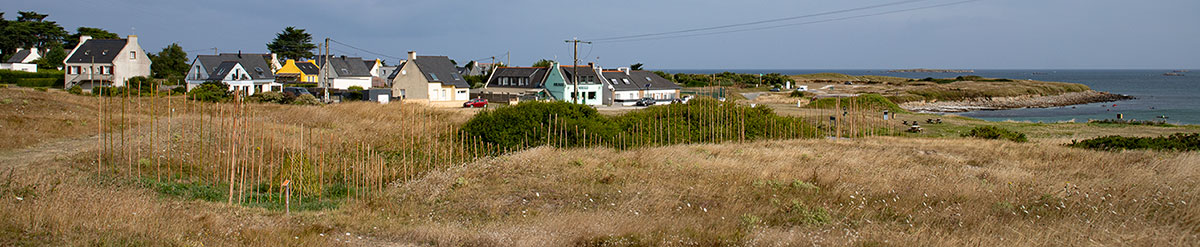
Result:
[95, 85, 901, 207]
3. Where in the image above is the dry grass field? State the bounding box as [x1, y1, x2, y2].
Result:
[1, 87, 1197, 246]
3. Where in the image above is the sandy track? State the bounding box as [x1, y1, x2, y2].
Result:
[0, 135, 97, 170]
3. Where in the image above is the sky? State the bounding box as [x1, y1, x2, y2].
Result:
[6, 0, 1198, 70]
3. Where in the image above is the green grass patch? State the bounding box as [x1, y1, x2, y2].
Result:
[140, 178, 348, 211]
[805, 94, 907, 113]
[1068, 133, 1199, 151]
[961, 126, 1029, 142]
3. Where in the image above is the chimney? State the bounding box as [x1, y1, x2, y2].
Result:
[618, 67, 631, 75]
[237, 50, 242, 58]
[29, 47, 37, 55]
[408, 51, 416, 61]
[587, 62, 594, 67]
[79, 35, 93, 46]
[126, 35, 137, 45]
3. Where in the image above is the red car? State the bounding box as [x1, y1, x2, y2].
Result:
[463, 98, 488, 108]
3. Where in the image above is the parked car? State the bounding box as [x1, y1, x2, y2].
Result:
[282, 87, 312, 98]
[635, 97, 657, 106]
[769, 87, 781, 92]
[463, 98, 488, 108]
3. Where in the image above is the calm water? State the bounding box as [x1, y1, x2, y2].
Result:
[664, 69, 1200, 125]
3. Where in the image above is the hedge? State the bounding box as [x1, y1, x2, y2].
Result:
[16, 78, 61, 88]
[0, 70, 65, 88]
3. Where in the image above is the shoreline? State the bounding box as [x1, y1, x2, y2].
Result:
[900, 90, 1134, 113]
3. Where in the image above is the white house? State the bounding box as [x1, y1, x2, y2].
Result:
[1, 47, 41, 72]
[600, 68, 681, 106]
[185, 53, 279, 95]
[389, 51, 470, 106]
[314, 55, 373, 89]
[62, 35, 152, 89]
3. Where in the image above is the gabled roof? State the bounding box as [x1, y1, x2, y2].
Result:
[6, 50, 32, 63]
[486, 67, 548, 89]
[194, 53, 276, 80]
[65, 39, 128, 63]
[295, 61, 320, 74]
[413, 56, 469, 88]
[602, 70, 681, 91]
[207, 61, 240, 80]
[559, 65, 601, 85]
[363, 60, 377, 69]
[314, 56, 372, 77]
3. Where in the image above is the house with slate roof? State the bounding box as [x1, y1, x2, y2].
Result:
[275, 59, 322, 84]
[600, 68, 682, 106]
[474, 66, 551, 104]
[1, 47, 41, 72]
[542, 62, 604, 106]
[388, 51, 470, 105]
[62, 35, 151, 89]
[185, 52, 279, 95]
[314, 55, 373, 89]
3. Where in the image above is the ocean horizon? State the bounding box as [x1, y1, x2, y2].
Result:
[661, 69, 1200, 125]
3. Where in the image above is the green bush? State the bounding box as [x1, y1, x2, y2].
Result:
[962, 126, 1028, 142]
[187, 81, 232, 102]
[343, 86, 365, 102]
[68, 85, 83, 95]
[790, 90, 807, 98]
[33, 87, 48, 92]
[461, 98, 818, 151]
[0, 70, 64, 87]
[247, 91, 288, 104]
[806, 94, 906, 113]
[16, 78, 59, 88]
[1068, 133, 1199, 151]
[290, 94, 322, 106]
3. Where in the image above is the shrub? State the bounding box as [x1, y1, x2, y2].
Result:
[187, 81, 232, 102]
[171, 86, 187, 95]
[247, 91, 288, 104]
[33, 87, 48, 92]
[1068, 133, 1199, 151]
[962, 126, 1028, 142]
[789, 90, 806, 98]
[461, 98, 818, 151]
[0, 70, 64, 87]
[343, 87, 364, 102]
[68, 85, 83, 95]
[290, 94, 322, 106]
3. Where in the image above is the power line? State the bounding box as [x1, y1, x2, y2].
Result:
[589, 0, 931, 41]
[327, 38, 405, 60]
[599, 0, 985, 44]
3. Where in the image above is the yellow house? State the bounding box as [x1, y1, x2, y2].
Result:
[275, 59, 322, 83]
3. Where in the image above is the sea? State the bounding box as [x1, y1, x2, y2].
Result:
[663, 69, 1200, 125]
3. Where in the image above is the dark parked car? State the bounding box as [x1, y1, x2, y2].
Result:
[635, 97, 656, 106]
[769, 87, 781, 92]
[463, 98, 488, 108]
[282, 87, 312, 98]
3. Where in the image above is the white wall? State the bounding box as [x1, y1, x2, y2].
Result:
[1, 63, 37, 72]
[331, 77, 371, 89]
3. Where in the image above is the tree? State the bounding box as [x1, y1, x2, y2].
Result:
[266, 27, 317, 61]
[532, 59, 554, 68]
[0, 11, 68, 61]
[630, 63, 644, 71]
[65, 27, 120, 48]
[32, 42, 67, 70]
[149, 43, 189, 81]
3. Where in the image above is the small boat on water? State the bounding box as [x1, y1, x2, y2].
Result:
[1173, 70, 1190, 73]
[1163, 73, 1185, 76]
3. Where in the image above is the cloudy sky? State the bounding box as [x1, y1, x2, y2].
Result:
[8, 0, 1198, 70]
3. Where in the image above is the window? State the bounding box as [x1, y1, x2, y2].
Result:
[429, 73, 439, 81]
[610, 79, 618, 84]
[587, 92, 596, 100]
[451, 73, 462, 81]
[622, 79, 630, 84]
[129, 51, 136, 59]
[646, 77, 653, 82]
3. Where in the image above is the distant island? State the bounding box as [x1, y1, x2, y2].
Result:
[888, 68, 975, 73]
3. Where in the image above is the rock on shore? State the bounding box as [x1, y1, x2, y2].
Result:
[900, 90, 1134, 113]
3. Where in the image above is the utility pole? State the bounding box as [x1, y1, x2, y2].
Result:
[322, 38, 331, 102]
[564, 38, 591, 104]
